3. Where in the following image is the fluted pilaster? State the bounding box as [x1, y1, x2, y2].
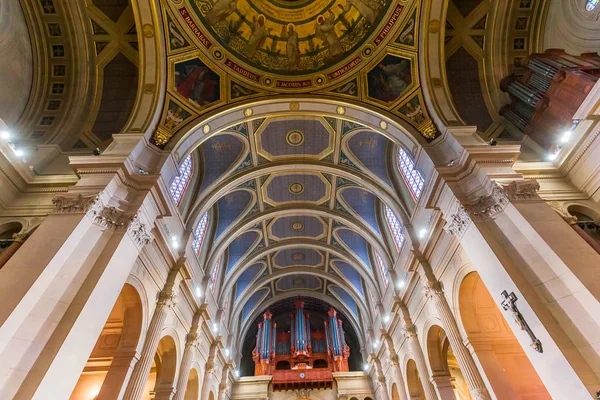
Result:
[123, 290, 177, 400]
[424, 281, 491, 400]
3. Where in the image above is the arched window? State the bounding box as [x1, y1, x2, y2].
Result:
[397, 148, 425, 200]
[384, 205, 405, 251]
[586, 0, 599, 11]
[374, 252, 389, 287]
[209, 258, 221, 293]
[191, 212, 209, 255]
[169, 155, 193, 205]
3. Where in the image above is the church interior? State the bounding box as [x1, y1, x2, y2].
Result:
[1, 0, 600, 399]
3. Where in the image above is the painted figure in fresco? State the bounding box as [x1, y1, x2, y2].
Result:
[315, 11, 343, 59]
[243, 15, 271, 59]
[337, 0, 381, 25]
[164, 107, 184, 130]
[175, 63, 219, 107]
[282, 24, 300, 69]
[206, 0, 238, 25]
[369, 57, 411, 102]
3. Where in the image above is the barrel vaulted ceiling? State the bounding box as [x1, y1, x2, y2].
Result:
[177, 115, 416, 343]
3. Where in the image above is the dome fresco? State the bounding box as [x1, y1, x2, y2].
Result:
[189, 0, 392, 75]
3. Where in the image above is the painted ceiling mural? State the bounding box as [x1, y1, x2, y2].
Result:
[153, 0, 440, 147]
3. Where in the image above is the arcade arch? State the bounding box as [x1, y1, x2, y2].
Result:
[458, 272, 550, 399]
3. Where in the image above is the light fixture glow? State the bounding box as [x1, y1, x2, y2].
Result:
[195, 287, 202, 298]
[383, 314, 390, 323]
[396, 280, 406, 289]
[547, 152, 559, 161]
[14, 148, 24, 157]
[0, 131, 10, 140]
[212, 322, 219, 333]
[234, 369, 240, 378]
[172, 241, 180, 249]
[418, 228, 427, 239]
[225, 348, 230, 357]
[373, 340, 379, 349]
[363, 363, 369, 372]
[560, 130, 572, 144]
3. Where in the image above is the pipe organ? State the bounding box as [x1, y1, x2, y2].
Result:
[252, 299, 350, 389]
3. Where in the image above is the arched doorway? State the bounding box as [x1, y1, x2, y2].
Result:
[426, 325, 470, 400]
[70, 283, 143, 399]
[142, 335, 178, 400]
[391, 382, 401, 400]
[405, 359, 426, 399]
[458, 272, 550, 399]
[184, 367, 199, 400]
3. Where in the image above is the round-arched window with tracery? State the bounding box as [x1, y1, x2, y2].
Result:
[586, 0, 599, 11]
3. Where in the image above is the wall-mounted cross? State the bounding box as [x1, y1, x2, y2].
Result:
[501, 290, 543, 353]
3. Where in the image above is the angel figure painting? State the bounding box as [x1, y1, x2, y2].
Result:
[175, 59, 220, 108]
[367, 55, 412, 103]
[315, 11, 343, 59]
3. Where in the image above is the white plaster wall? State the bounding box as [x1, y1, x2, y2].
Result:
[0, 1, 32, 126]
[543, 0, 600, 55]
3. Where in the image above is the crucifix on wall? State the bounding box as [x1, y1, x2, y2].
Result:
[501, 290, 543, 353]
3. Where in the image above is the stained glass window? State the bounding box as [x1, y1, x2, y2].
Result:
[374, 252, 389, 287]
[385, 205, 405, 251]
[586, 0, 599, 11]
[169, 155, 193, 205]
[397, 148, 425, 200]
[191, 212, 209, 255]
[209, 258, 221, 293]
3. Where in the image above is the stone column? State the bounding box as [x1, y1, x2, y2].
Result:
[402, 323, 438, 400]
[173, 332, 199, 400]
[0, 231, 28, 269]
[421, 276, 491, 400]
[123, 290, 177, 400]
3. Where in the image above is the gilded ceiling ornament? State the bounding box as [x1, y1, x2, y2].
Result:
[429, 19, 440, 34]
[244, 108, 253, 117]
[289, 102, 300, 111]
[336, 106, 346, 115]
[203, 124, 211, 134]
[291, 221, 304, 231]
[418, 120, 438, 139]
[292, 252, 306, 261]
[142, 23, 155, 38]
[431, 77, 442, 87]
[143, 83, 155, 93]
[286, 130, 304, 146]
[212, 48, 224, 60]
[288, 182, 304, 194]
[379, 120, 388, 130]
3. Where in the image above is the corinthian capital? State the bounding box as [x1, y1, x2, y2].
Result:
[12, 232, 29, 243]
[464, 184, 509, 221]
[423, 280, 444, 300]
[446, 206, 471, 238]
[186, 332, 200, 348]
[88, 199, 134, 230]
[128, 213, 153, 246]
[157, 290, 177, 309]
[402, 323, 417, 339]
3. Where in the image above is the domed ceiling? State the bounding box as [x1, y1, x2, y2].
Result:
[154, 0, 440, 146]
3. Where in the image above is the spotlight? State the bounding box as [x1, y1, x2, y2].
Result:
[225, 348, 230, 357]
[396, 280, 406, 289]
[363, 363, 370, 372]
[195, 287, 202, 298]
[547, 152, 558, 161]
[383, 314, 390, 323]
[560, 130, 572, 144]
[234, 369, 240, 378]
[212, 322, 219, 333]
[373, 340, 379, 349]
[418, 228, 427, 239]
[0, 131, 10, 140]
[14, 148, 24, 157]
